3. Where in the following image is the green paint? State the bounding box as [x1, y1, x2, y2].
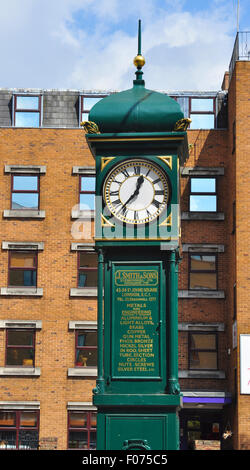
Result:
[112, 264, 161, 379]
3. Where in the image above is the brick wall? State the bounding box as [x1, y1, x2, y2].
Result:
[0, 128, 96, 450]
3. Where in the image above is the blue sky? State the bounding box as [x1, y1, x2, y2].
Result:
[0, 0, 249, 91]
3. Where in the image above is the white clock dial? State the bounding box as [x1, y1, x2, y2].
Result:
[103, 159, 170, 224]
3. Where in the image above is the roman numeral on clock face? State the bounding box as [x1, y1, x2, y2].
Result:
[121, 169, 129, 178]
[109, 190, 119, 196]
[154, 190, 164, 196]
[134, 166, 140, 175]
[112, 199, 122, 206]
[152, 199, 161, 209]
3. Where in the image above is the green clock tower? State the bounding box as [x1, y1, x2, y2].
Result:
[83, 21, 190, 450]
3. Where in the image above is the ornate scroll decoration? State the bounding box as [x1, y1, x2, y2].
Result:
[80, 121, 100, 134]
[173, 118, 192, 132]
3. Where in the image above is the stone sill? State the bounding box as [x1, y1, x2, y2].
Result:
[0, 320, 42, 329]
[0, 401, 40, 410]
[179, 370, 225, 379]
[68, 321, 97, 330]
[178, 322, 224, 332]
[68, 368, 97, 377]
[71, 210, 94, 220]
[181, 212, 224, 221]
[5, 165, 46, 174]
[3, 210, 45, 219]
[178, 290, 225, 299]
[181, 167, 224, 177]
[2, 241, 44, 251]
[0, 287, 43, 297]
[182, 243, 224, 253]
[70, 288, 97, 297]
[0, 367, 41, 377]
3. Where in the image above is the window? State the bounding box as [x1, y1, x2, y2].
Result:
[189, 254, 217, 290]
[11, 174, 39, 210]
[78, 252, 97, 288]
[9, 251, 37, 287]
[13, 95, 41, 127]
[79, 175, 95, 211]
[189, 98, 215, 129]
[68, 411, 96, 449]
[189, 332, 218, 370]
[0, 410, 39, 449]
[80, 95, 106, 122]
[189, 177, 217, 212]
[75, 330, 97, 367]
[6, 329, 35, 367]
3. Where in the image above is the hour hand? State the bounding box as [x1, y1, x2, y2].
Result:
[121, 175, 144, 212]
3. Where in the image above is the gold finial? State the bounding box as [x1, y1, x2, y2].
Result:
[133, 54, 145, 68]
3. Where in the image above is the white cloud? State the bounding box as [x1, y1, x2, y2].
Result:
[0, 0, 245, 91]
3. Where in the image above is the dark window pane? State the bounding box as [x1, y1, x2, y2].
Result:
[0, 412, 15, 427]
[90, 413, 97, 428]
[6, 348, 34, 366]
[8, 330, 33, 346]
[76, 348, 97, 367]
[79, 271, 97, 287]
[77, 332, 97, 347]
[78, 272, 87, 287]
[12, 193, 39, 210]
[190, 351, 217, 369]
[16, 96, 39, 110]
[89, 431, 96, 449]
[191, 334, 216, 350]
[79, 253, 97, 268]
[190, 272, 216, 290]
[68, 431, 88, 449]
[20, 412, 37, 427]
[69, 413, 87, 428]
[18, 430, 39, 449]
[10, 252, 36, 268]
[15, 112, 40, 127]
[9, 269, 36, 287]
[0, 430, 16, 449]
[190, 255, 216, 271]
[13, 175, 38, 191]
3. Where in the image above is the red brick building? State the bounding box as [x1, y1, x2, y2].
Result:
[0, 32, 249, 450]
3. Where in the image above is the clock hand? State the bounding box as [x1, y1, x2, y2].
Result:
[121, 175, 144, 212]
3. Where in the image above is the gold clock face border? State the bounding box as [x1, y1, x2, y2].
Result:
[103, 159, 170, 225]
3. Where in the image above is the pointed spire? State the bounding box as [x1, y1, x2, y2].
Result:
[133, 19, 146, 85]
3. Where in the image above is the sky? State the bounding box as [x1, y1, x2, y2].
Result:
[0, 0, 249, 92]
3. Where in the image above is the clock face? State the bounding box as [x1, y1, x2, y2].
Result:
[103, 159, 170, 224]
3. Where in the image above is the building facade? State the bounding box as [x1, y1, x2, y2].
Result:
[0, 33, 249, 450]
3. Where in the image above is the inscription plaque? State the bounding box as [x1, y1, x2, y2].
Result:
[111, 264, 162, 380]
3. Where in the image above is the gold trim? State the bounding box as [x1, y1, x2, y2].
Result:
[158, 156, 172, 170]
[159, 213, 172, 227]
[88, 136, 184, 142]
[95, 237, 179, 241]
[101, 214, 115, 227]
[101, 157, 116, 172]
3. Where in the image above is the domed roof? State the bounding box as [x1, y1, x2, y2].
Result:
[88, 21, 184, 134]
[89, 81, 184, 133]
